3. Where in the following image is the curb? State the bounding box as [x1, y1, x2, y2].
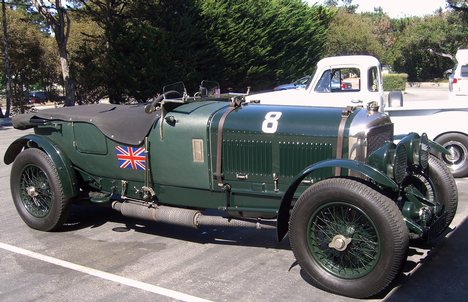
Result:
[407, 82, 449, 88]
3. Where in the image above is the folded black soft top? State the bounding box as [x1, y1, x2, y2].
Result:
[13, 104, 161, 146]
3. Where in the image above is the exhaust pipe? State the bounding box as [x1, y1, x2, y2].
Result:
[112, 201, 275, 230]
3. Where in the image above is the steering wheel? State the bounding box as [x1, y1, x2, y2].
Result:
[145, 90, 182, 113]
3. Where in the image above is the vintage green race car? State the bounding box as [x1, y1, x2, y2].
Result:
[5, 82, 458, 298]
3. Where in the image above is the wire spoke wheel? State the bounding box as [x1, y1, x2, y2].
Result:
[405, 173, 435, 203]
[11, 148, 71, 231]
[289, 178, 408, 298]
[19, 165, 53, 218]
[308, 203, 380, 279]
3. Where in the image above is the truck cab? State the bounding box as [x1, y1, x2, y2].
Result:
[247, 55, 384, 109]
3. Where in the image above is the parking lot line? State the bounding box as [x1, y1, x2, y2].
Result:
[0, 241, 212, 302]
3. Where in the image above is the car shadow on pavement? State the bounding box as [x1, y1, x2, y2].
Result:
[293, 220, 467, 300]
[63, 202, 290, 251]
[63, 202, 468, 300]
[385, 218, 468, 301]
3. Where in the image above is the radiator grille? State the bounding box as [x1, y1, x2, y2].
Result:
[367, 123, 393, 156]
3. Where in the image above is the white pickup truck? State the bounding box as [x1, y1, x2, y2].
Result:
[449, 49, 468, 100]
[247, 55, 468, 177]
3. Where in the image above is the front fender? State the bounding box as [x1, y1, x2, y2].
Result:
[4, 134, 78, 200]
[428, 139, 450, 155]
[276, 159, 398, 241]
[395, 132, 450, 156]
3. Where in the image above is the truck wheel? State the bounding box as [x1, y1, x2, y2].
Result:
[406, 155, 458, 234]
[289, 178, 408, 298]
[10, 148, 70, 231]
[435, 132, 468, 177]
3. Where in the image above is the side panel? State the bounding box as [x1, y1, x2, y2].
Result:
[34, 122, 146, 184]
[386, 108, 468, 140]
[149, 101, 228, 190]
[209, 104, 350, 210]
[74, 123, 108, 155]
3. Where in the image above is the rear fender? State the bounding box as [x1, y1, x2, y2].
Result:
[276, 159, 398, 241]
[4, 134, 78, 200]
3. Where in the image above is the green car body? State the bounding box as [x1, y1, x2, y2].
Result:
[5, 91, 458, 298]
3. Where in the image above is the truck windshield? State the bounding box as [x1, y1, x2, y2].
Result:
[314, 68, 360, 93]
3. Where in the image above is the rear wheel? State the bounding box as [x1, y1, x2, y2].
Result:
[10, 148, 70, 231]
[289, 178, 408, 298]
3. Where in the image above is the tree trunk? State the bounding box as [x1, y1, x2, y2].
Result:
[32, 0, 75, 106]
[57, 36, 75, 106]
[1, 0, 12, 117]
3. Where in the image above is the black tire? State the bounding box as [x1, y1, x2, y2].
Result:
[429, 155, 458, 229]
[435, 132, 468, 178]
[10, 148, 70, 231]
[406, 155, 458, 235]
[289, 178, 408, 298]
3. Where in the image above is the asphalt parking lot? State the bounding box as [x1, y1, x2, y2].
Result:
[1, 87, 467, 302]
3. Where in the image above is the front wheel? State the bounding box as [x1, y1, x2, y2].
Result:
[10, 148, 71, 231]
[405, 155, 458, 236]
[289, 178, 408, 298]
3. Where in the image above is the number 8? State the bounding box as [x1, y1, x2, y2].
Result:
[262, 112, 282, 133]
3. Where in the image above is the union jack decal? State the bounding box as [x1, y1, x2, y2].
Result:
[115, 146, 146, 170]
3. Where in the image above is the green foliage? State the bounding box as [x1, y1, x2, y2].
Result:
[3, 0, 468, 104]
[383, 73, 407, 91]
[0, 9, 59, 106]
[324, 9, 384, 59]
[323, 0, 358, 13]
[323, 2, 467, 82]
[67, 10, 105, 103]
[198, 0, 334, 90]
[69, 0, 334, 101]
[72, 0, 222, 102]
[390, 13, 463, 81]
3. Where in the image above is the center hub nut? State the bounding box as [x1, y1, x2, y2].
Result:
[328, 234, 352, 252]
